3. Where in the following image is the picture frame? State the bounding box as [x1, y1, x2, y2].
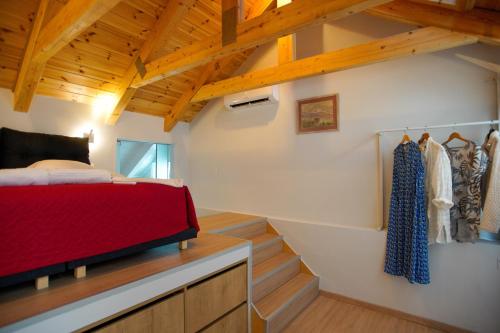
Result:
[297, 94, 339, 134]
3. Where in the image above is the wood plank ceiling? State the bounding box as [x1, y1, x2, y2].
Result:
[0, 0, 254, 122]
[0, 0, 498, 130]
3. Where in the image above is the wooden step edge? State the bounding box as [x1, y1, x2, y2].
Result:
[264, 275, 319, 321]
[253, 255, 300, 285]
[252, 239, 284, 267]
[252, 259, 301, 303]
[266, 222, 279, 236]
[208, 217, 267, 234]
[265, 223, 299, 255]
[253, 235, 283, 251]
[268, 276, 319, 333]
[285, 242, 314, 276]
[252, 305, 266, 333]
[263, 222, 317, 276]
[252, 303, 265, 319]
[299, 260, 315, 276]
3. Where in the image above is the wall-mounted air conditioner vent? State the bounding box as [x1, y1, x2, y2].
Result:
[224, 86, 279, 111]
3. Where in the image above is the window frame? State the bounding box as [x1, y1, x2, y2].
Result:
[116, 138, 174, 179]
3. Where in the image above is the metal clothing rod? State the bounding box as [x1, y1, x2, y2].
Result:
[377, 120, 500, 135]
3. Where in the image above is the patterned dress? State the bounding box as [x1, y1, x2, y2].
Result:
[384, 142, 430, 284]
[443, 141, 488, 243]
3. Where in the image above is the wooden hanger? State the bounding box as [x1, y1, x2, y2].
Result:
[443, 131, 469, 145]
[418, 132, 430, 145]
[400, 133, 411, 144]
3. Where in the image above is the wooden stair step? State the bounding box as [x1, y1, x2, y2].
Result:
[255, 273, 319, 333]
[249, 233, 282, 248]
[220, 219, 268, 239]
[253, 252, 300, 302]
[255, 273, 317, 318]
[253, 252, 298, 283]
[248, 233, 283, 245]
[199, 212, 266, 235]
[250, 234, 283, 266]
[198, 212, 264, 233]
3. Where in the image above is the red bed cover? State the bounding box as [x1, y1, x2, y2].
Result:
[0, 183, 199, 277]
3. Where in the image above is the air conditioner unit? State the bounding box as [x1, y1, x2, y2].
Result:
[224, 86, 279, 111]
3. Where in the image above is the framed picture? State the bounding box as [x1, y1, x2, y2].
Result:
[297, 94, 339, 133]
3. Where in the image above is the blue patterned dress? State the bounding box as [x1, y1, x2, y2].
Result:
[384, 142, 430, 284]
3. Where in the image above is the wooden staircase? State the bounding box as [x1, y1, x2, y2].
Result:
[198, 213, 319, 333]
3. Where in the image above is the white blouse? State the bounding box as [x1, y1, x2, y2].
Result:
[422, 137, 454, 244]
[480, 131, 500, 233]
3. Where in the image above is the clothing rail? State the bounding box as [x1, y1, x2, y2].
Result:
[377, 120, 500, 134]
[376, 120, 500, 231]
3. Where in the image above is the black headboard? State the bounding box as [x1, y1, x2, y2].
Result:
[0, 127, 90, 168]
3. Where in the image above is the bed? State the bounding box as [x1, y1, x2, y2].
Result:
[0, 128, 199, 288]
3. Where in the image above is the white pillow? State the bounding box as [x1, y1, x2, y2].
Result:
[28, 160, 93, 170]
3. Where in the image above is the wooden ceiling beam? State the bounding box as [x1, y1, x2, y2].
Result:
[163, 63, 216, 132]
[163, 0, 275, 132]
[222, 0, 239, 46]
[13, 0, 122, 112]
[105, 0, 197, 125]
[368, 0, 500, 45]
[131, 0, 392, 88]
[13, 0, 49, 112]
[277, 34, 295, 64]
[33, 0, 123, 64]
[191, 27, 478, 103]
[277, 0, 295, 64]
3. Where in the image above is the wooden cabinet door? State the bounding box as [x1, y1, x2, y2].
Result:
[201, 303, 248, 333]
[185, 263, 247, 333]
[94, 292, 184, 333]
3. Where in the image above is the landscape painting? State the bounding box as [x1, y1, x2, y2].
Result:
[297, 95, 338, 133]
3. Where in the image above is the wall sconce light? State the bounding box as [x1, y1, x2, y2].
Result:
[84, 129, 95, 143]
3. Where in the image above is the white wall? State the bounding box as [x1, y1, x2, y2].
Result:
[190, 15, 499, 226]
[0, 89, 190, 182]
[188, 14, 500, 332]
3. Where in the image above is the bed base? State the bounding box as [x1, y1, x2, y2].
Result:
[2, 228, 197, 290]
[35, 265, 87, 290]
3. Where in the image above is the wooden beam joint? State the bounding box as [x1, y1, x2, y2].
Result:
[160, 0, 276, 131]
[135, 57, 147, 78]
[222, 0, 239, 46]
[277, 0, 295, 64]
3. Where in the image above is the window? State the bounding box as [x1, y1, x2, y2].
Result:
[116, 139, 172, 179]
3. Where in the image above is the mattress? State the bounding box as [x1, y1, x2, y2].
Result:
[0, 183, 199, 278]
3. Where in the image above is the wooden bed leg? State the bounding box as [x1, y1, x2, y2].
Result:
[35, 276, 49, 290]
[74, 266, 86, 279]
[178, 240, 188, 250]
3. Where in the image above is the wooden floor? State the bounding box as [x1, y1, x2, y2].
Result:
[283, 295, 445, 333]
